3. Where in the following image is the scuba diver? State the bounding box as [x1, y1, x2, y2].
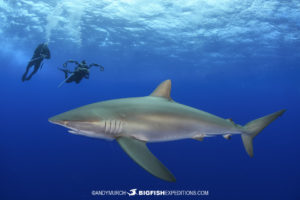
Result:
[22, 42, 51, 82]
[58, 60, 104, 88]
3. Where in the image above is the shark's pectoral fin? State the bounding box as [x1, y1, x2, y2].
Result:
[116, 137, 176, 182]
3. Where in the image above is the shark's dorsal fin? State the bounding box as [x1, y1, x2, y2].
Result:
[150, 80, 172, 100]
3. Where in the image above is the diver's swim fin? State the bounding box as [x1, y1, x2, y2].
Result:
[57, 73, 74, 88]
[116, 136, 176, 182]
[40, 62, 44, 70]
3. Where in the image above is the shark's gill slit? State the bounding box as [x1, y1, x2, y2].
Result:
[114, 120, 117, 134]
[111, 120, 115, 134]
[104, 121, 107, 134]
[109, 120, 112, 134]
[116, 120, 121, 134]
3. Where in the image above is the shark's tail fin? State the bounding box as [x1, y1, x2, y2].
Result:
[241, 109, 286, 157]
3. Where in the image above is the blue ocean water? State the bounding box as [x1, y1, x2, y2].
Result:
[1, 1, 300, 199]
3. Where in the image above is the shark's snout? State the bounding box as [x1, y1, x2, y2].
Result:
[48, 109, 85, 126]
[48, 108, 102, 133]
[48, 116, 69, 126]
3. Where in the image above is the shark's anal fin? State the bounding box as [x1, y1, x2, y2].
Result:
[116, 136, 176, 182]
[223, 134, 232, 140]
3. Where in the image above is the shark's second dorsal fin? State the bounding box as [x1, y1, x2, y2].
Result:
[150, 80, 172, 100]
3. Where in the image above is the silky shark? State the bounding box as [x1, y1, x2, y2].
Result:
[49, 80, 285, 182]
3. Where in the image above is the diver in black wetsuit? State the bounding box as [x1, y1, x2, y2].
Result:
[22, 43, 51, 82]
[58, 60, 104, 86]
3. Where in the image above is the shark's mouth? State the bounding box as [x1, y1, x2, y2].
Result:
[66, 127, 91, 136]
[68, 129, 115, 141]
[68, 129, 80, 134]
[49, 119, 81, 135]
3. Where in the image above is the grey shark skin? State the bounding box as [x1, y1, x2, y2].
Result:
[49, 80, 285, 182]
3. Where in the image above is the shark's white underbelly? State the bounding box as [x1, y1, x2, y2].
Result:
[121, 115, 242, 142]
